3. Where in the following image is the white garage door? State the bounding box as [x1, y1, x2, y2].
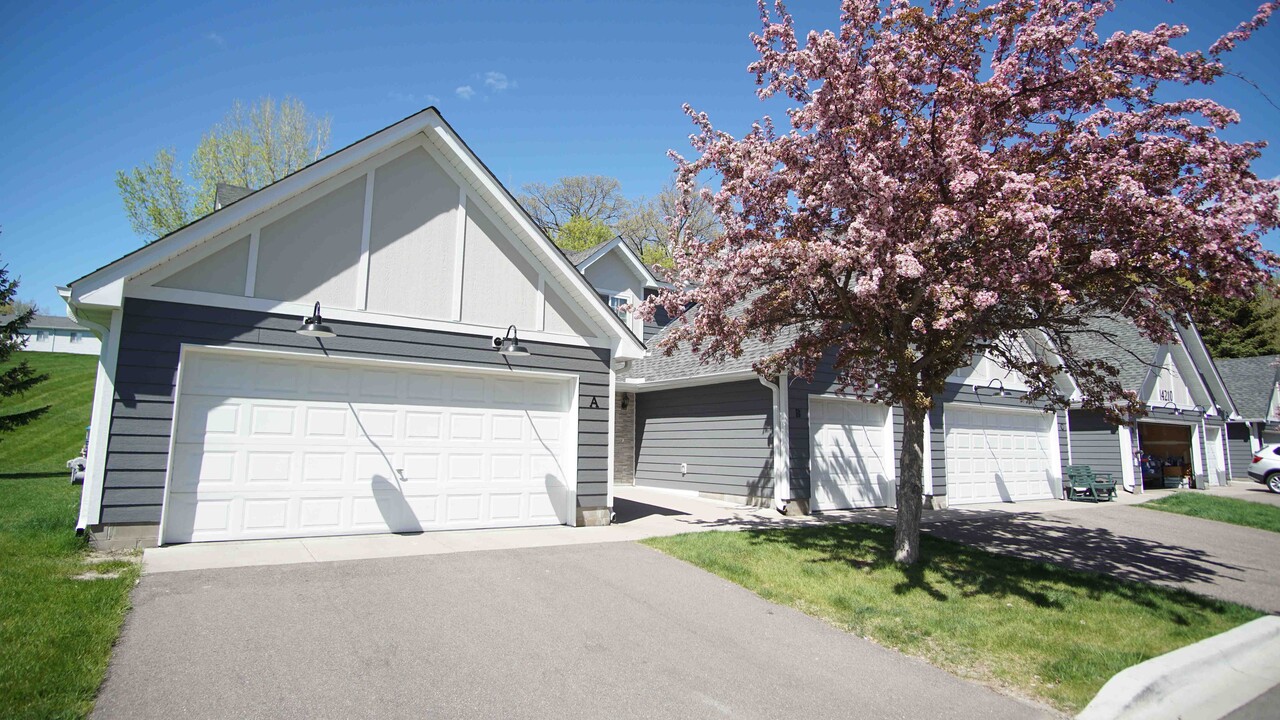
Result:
[810, 398, 894, 511]
[944, 406, 1058, 505]
[162, 350, 576, 544]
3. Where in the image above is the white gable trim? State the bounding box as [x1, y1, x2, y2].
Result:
[68, 108, 645, 359]
[1176, 321, 1238, 419]
[1139, 344, 1216, 414]
[576, 236, 668, 289]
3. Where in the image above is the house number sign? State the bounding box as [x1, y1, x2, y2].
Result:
[1159, 390, 1174, 402]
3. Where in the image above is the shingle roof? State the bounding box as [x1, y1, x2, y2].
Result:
[564, 242, 608, 266]
[1215, 354, 1280, 420]
[619, 297, 799, 382]
[214, 183, 253, 209]
[1064, 314, 1162, 393]
[1, 313, 86, 331]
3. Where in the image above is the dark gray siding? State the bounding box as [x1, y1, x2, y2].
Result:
[633, 380, 773, 498]
[100, 298, 612, 525]
[788, 373, 902, 501]
[934, 383, 1065, 500]
[1226, 422, 1255, 478]
[641, 288, 672, 343]
[1067, 410, 1125, 481]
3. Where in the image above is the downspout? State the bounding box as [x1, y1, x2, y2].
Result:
[67, 306, 108, 533]
[759, 372, 791, 513]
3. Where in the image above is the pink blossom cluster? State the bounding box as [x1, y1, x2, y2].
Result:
[641, 0, 1280, 418]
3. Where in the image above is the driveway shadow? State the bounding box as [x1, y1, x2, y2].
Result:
[920, 509, 1249, 591]
[612, 497, 691, 524]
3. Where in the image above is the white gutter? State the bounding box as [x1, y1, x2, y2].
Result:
[623, 369, 758, 393]
[758, 372, 791, 512]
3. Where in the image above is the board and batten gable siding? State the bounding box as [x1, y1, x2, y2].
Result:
[1226, 423, 1255, 478]
[633, 380, 773, 499]
[933, 383, 1068, 501]
[787, 371, 902, 501]
[1066, 410, 1125, 480]
[99, 298, 612, 525]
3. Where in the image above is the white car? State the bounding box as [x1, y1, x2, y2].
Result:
[1250, 444, 1280, 493]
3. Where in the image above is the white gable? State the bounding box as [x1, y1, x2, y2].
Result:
[1145, 350, 1194, 408]
[124, 128, 629, 351]
[583, 250, 645, 299]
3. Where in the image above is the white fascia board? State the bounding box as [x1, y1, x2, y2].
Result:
[624, 369, 759, 392]
[1177, 321, 1238, 417]
[69, 109, 442, 301]
[422, 118, 645, 359]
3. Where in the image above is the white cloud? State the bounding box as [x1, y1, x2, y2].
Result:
[483, 71, 513, 92]
[388, 91, 440, 105]
[455, 85, 475, 100]
[205, 31, 226, 47]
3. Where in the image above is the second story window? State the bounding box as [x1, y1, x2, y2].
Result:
[608, 295, 628, 320]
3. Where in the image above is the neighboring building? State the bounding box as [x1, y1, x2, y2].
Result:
[1215, 354, 1280, 473]
[64, 108, 645, 549]
[1066, 316, 1236, 490]
[3, 313, 101, 355]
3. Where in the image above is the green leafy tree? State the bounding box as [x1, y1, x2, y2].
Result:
[1200, 282, 1280, 358]
[620, 181, 721, 271]
[519, 176, 630, 237]
[1, 254, 49, 437]
[116, 96, 331, 241]
[554, 215, 615, 252]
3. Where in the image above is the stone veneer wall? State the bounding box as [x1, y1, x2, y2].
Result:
[614, 391, 636, 486]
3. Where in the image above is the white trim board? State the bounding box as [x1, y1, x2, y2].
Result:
[67, 108, 645, 360]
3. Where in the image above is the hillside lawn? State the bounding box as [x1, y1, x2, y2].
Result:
[0, 352, 140, 719]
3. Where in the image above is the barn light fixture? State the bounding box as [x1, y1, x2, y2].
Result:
[983, 378, 1012, 397]
[296, 302, 336, 338]
[494, 325, 530, 357]
[1192, 404, 1208, 416]
[1161, 401, 1183, 416]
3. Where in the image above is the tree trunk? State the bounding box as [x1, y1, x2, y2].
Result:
[893, 402, 928, 565]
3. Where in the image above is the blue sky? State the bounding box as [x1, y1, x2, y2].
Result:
[3, 0, 1278, 312]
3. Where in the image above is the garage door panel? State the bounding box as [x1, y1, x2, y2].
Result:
[163, 352, 576, 543]
[809, 398, 893, 511]
[944, 406, 1058, 504]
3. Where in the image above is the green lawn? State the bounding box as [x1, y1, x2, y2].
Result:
[0, 352, 98, 477]
[0, 352, 139, 719]
[1139, 491, 1280, 534]
[644, 525, 1260, 713]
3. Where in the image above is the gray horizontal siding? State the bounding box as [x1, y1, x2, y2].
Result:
[1067, 410, 1125, 481]
[99, 297, 612, 525]
[1227, 422, 1255, 479]
[935, 383, 1065, 499]
[634, 380, 772, 498]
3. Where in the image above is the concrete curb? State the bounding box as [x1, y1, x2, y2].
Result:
[1078, 616, 1280, 720]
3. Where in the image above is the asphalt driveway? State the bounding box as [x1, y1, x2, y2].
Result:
[93, 542, 1048, 719]
[921, 499, 1280, 613]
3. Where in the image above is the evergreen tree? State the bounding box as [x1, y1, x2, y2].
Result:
[1199, 284, 1280, 359]
[1, 255, 50, 437]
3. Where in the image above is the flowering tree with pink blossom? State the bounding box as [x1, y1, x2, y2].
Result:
[646, 0, 1280, 564]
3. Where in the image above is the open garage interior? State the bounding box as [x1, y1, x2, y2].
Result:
[161, 349, 577, 544]
[943, 406, 1060, 504]
[1137, 422, 1194, 490]
[808, 397, 894, 511]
